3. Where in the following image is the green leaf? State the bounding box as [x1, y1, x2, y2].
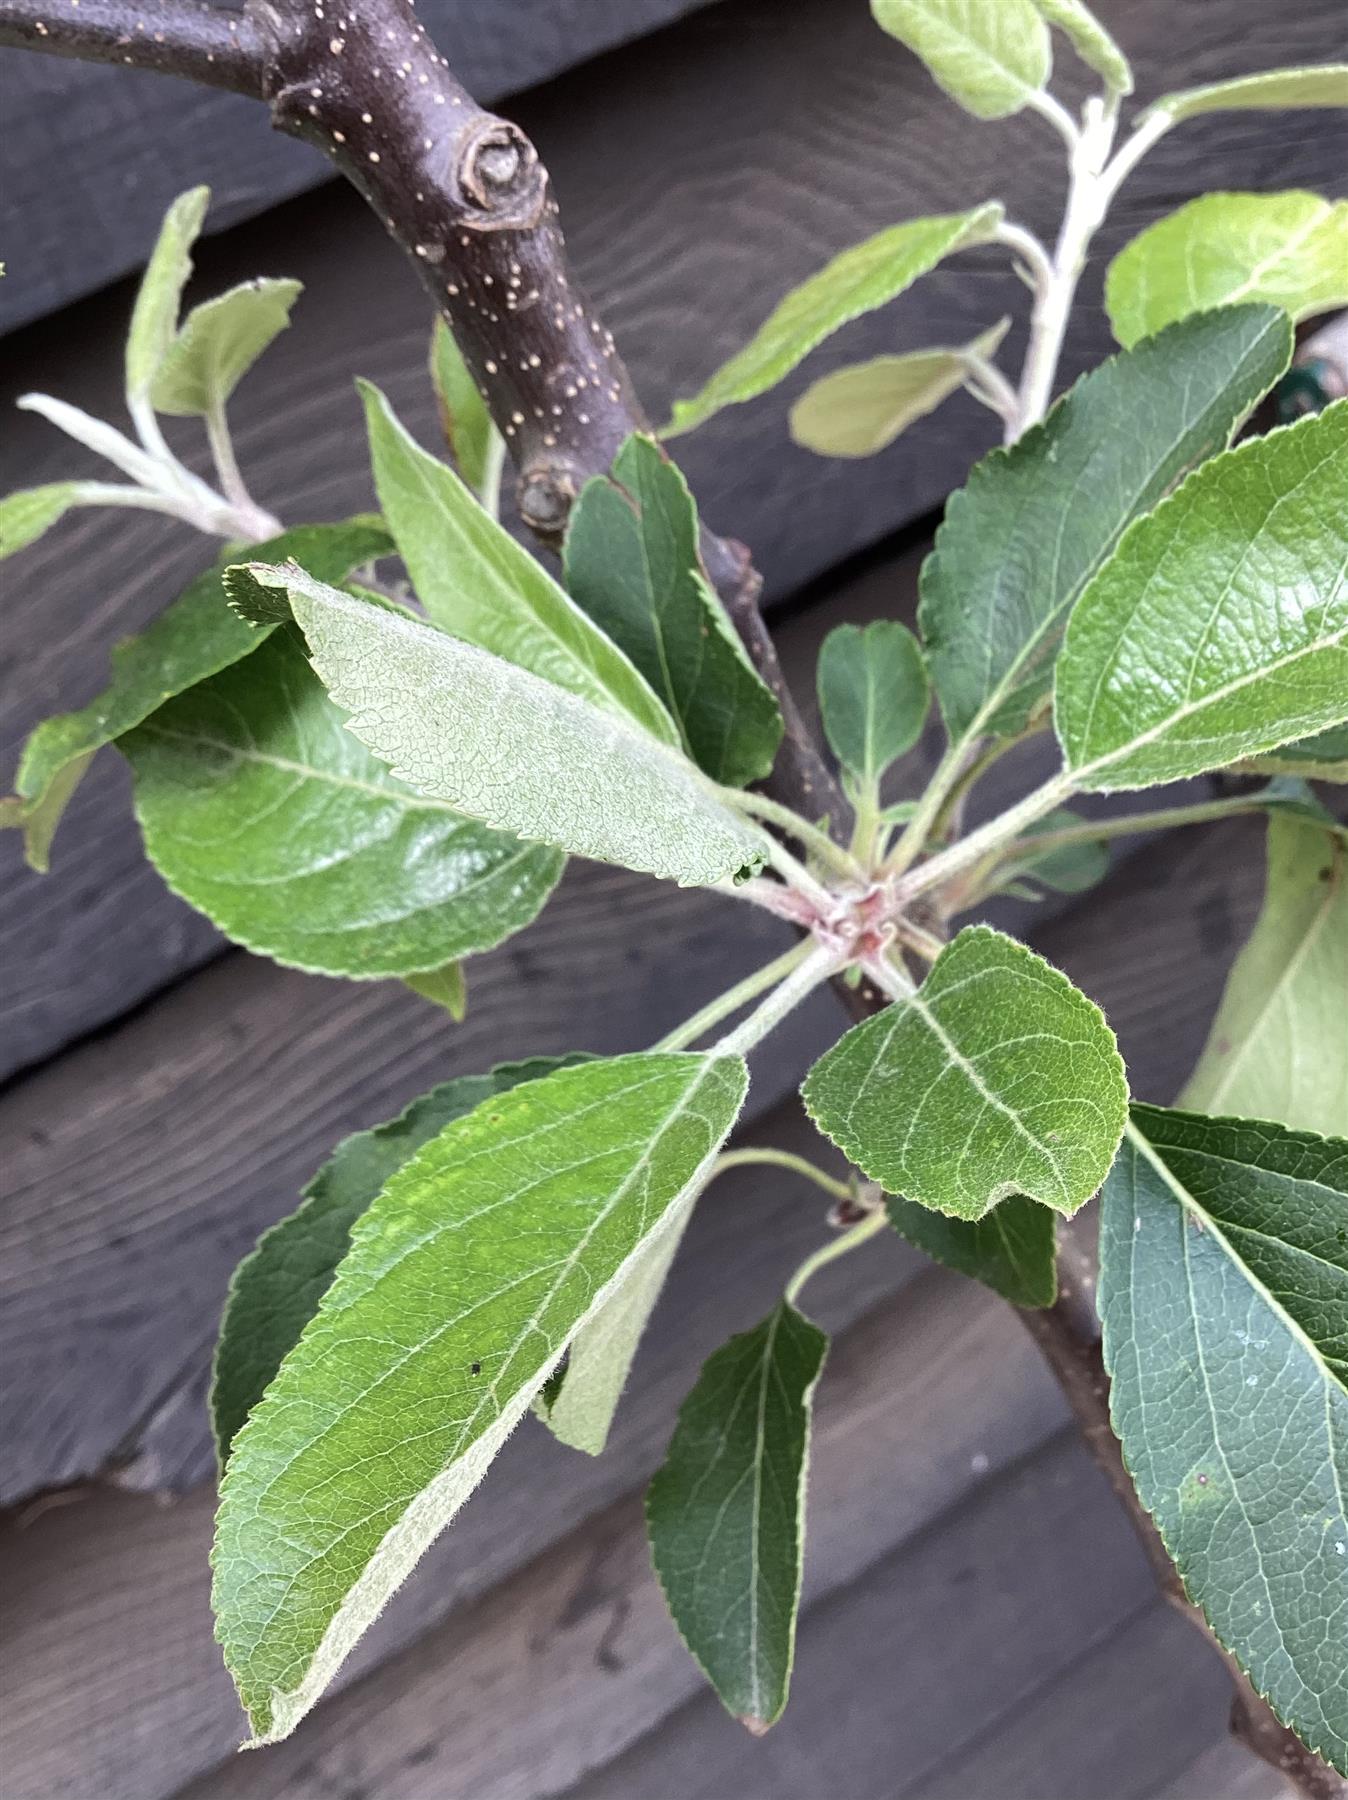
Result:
[1106, 193, 1348, 349]
[920, 304, 1293, 744]
[213, 1049, 749, 1742]
[211, 1057, 585, 1464]
[234, 562, 772, 889]
[1030, 0, 1131, 93]
[535, 1195, 694, 1456]
[404, 961, 468, 1019]
[816, 620, 930, 785]
[1099, 1107, 1348, 1776]
[360, 382, 677, 745]
[1181, 817, 1346, 1135]
[886, 1192, 1058, 1306]
[122, 629, 563, 977]
[1142, 63, 1348, 123]
[428, 317, 504, 510]
[125, 185, 209, 406]
[563, 435, 783, 788]
[802, 925, 1127, 1220]
[871, 0, 1050, 118]
[1055, 401, 1348, 792]
[0, 481, 86, 561]
[789, 319, 1011, 457]
[665, 205, 1004, 436]
[647, 1300, 828, 1730]
[1242, 724, 1348, 782]
[5, 518, 390, 870]
[150, 278, 303, 416]
[996, 806, 1111, 896]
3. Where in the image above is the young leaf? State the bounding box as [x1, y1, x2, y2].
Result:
[0, 481, 90, 561]
[647, 1300, 828, 1731]
[213, 1050, 749, 1743]
[125, 185, 209, 406]
[1181, 817, 1346, 1136]
[871, 0, 1051, 119]
[1030, 0, 1131, 93]
[1106, 193, 1348, 348]
[1099, 1108, 1348, 1777]
[535, 1193, 695, 1456]
[1141, 63, 1348, 124]
[995, 807, 1110, 896]
[4, 518, 390, 869]
[428, 316, 504, 510]
[664, 204, 1004, 437]
[1055, 401, 1348, 792]
[360, 381, 677, 745]
[563, 435, 783, 788]
[789, 319, 1011, 457]
[920, 304, 1292, 744]
[211, 1056, 586, 1464]
[150, 278, 303, 416]
[802, 925, 1127, 1221]
[815, 620, 929, 786]
[404, 961, 468, 1019]
[122, 630, 564, 977]
[886, 1192, 1058, 1307]
[233, 562, 771, 888]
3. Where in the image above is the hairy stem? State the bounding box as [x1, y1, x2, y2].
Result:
[784, 1208, 888, 1305]
[653, 942, 813, 1052]
[712, 1147, 854, 1204]
[1009, 791, 1282, 857]
[714, 945, 844, 1057]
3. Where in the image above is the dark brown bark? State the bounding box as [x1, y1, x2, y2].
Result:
[0, 4, 1340, 1792]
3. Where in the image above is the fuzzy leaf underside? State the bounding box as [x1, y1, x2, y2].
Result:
[1099, 1108, 1348, 1774]
[647, 1300, 828, 1729]
[1055, 401, 1348, 791]
[122, 629, 563, 978]
[919, 305, 1293, 743]
[213, 1051, 749, 1743]
[871, 0, 1051, 118]
[802, 925, 1127, 1220]
[151, 278, 303, 415]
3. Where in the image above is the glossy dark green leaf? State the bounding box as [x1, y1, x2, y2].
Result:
[4, 518, 391, 869]
[123, 628, 564, 977]
[816, 620, 929, 786]
[211, 1057, 586, 1463]
[1100, 1107, 1348, 1775]
[886, 1192, 1058, 1306]
[647, 1301, 828, 1730]
[213, 1050, 748, 1742]
[803, 925, 1127, 1220]
[920, 305, 1292, 744]
[563, 435, 782, 787]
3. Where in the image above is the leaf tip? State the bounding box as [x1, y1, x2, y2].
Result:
[737, 1713, 775, 1737]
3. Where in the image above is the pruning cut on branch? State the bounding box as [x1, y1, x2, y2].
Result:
[3, 0, 1346, 1793]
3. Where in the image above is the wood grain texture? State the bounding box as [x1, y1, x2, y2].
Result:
[4, 0, 1343, 1075]
[0, 0, 714, 332]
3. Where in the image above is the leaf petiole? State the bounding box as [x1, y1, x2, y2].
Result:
[711, 1146, 855, 1204]
[724, 786, 866, 885]
[652, 941, 815, 1052]
[784, 1208, 888, 1305]
[714, 943, 846, 1057]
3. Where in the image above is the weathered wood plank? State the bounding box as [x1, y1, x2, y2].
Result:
[0, 1266, 1066, 1800]
[5, 0, 1342, 1074]
[0, 0, 716, 332]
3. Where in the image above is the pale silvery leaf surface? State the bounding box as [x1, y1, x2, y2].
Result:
[647, 1300, 827, 1730]
[361, 382, 677, 745]
[211, 1057, 586, 1463]
[235, 562, 771, 888]
[122, 630, 564, 978]
[1055, 401, 1348, 791]
[1141, 64, 1348, 123]
[213, 1050, 749, 1742]
[919, 305, 1292, 743]
[802, 925, 1127, 1220]
[563, 435, 782, 788]
[871, 0, 1050, 118]
[886, 1192, 1058, 1306]
[125, 185, 208, 405]
[1030, 0, 1131, 92]
[1100, 1107, 1348, 1775]
[5, 518, 391, 869]
[665, 204, 1004, 436]
[789, 320, 1011, 457]
[428, 316, 504, 507]
[815, 619, 930, 785]
[1181, 817, 1347, 1136]
[151, 278, 303, 416]
[1106, 193, 1348, 348]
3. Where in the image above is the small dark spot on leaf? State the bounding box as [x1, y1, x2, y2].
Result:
[470, 1360, 482, 1375]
